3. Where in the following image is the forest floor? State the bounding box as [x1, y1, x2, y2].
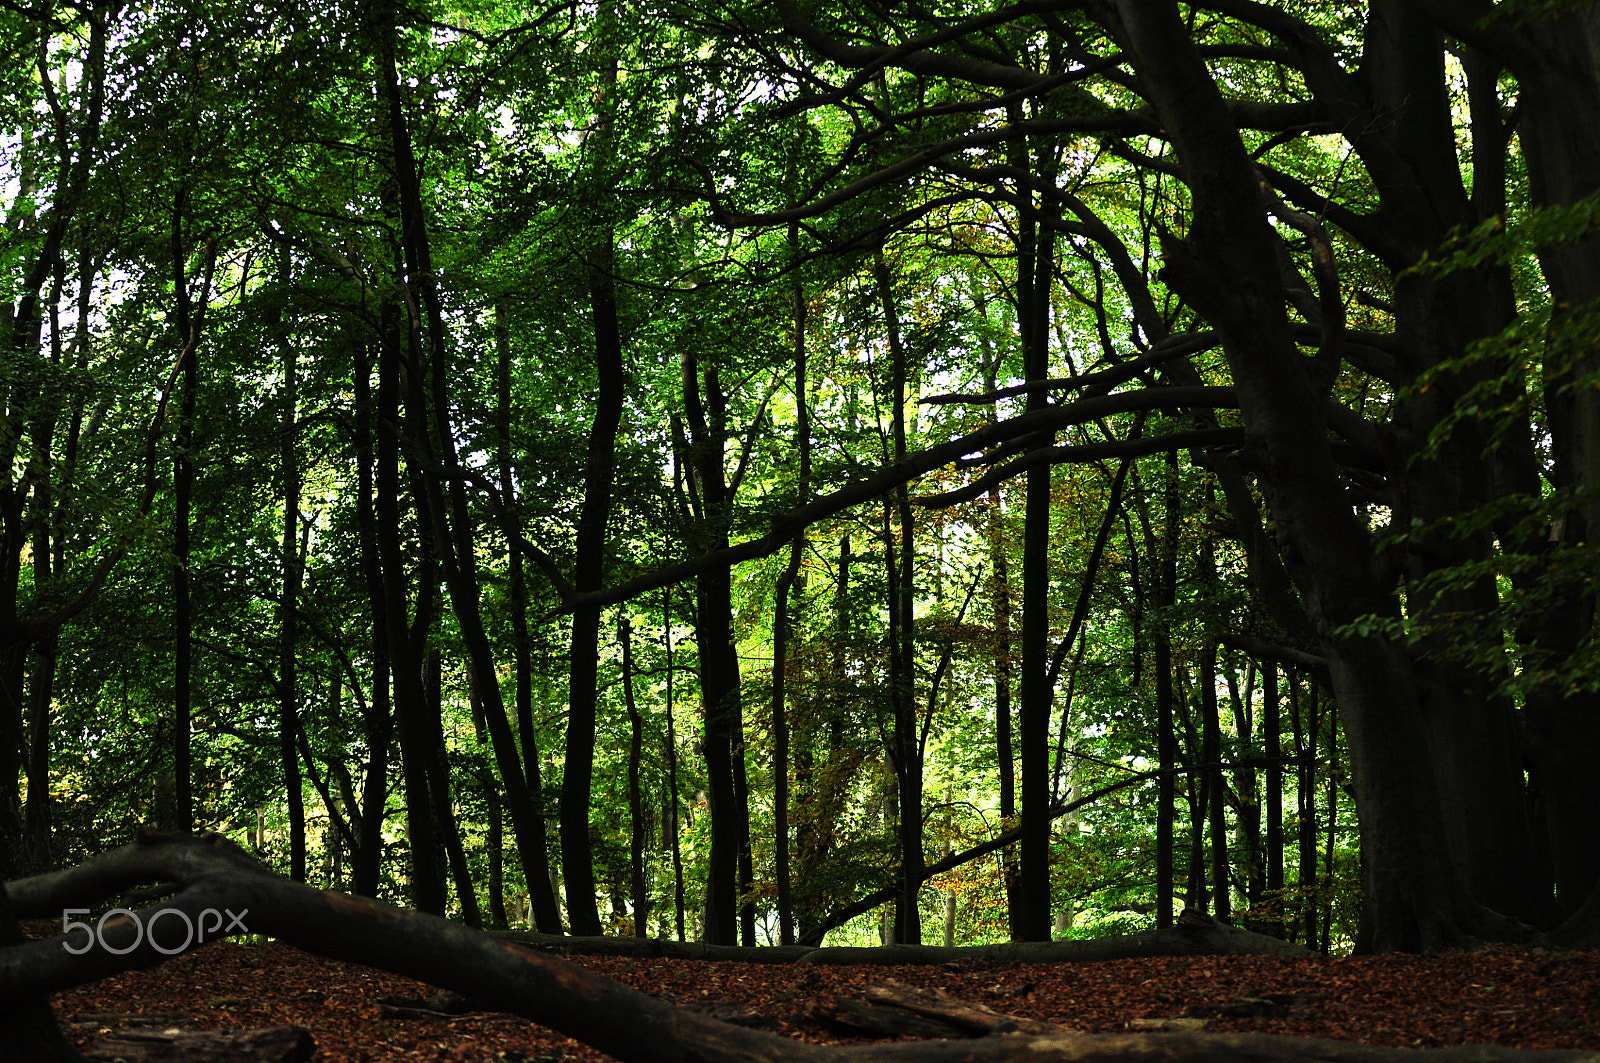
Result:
[46, 936, 1600, 1061]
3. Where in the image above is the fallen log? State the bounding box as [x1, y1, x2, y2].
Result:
[5, 835, 1598, 1063]
[85, 1025, 313, 1062]
[491, 912, 1307, 965]
[795, 919, 1308, 965]
[829, 981, 1072, 1038]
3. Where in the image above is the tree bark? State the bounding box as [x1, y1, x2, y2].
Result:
[875, 246, 922, 945]
[1155, 452, 1179, 929]
[1107, 0, 1503, 952]
[771, 225, 810, 945]
[422, 650, 481, 928]
[278, 248, 305, 881]
[1264, 662, 1283, 936]
[495, 301, 562, 933]
[684, 351, 747, 946]
[1013, 112, 1057, 941]
[350, 341, 392, 899]
[664, 586, 687, 943]
[621, 616, 649, 937]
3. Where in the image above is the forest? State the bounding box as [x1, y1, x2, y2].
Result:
[2, 0, 1599, 1011]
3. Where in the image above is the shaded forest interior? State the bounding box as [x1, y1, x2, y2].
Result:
[3, 0, 1600, 971]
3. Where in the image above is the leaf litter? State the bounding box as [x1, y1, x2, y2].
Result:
[47, 939, 1600, 1061]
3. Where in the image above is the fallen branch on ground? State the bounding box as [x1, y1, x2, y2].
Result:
[4, 833, 1596, 1063]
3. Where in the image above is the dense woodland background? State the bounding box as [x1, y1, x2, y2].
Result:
[1, 0, 1597, 958]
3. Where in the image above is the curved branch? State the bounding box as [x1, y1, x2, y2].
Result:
[916, 427, 1245, 509]
[561, 387, 1236, 612]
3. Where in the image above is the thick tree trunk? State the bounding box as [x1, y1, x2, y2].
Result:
[1499, 6, 1600, 919]
[0, 879, 87, 1061]
[1108, 0, 1509, 952]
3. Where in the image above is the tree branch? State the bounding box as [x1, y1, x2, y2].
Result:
[560, 387, 1237, 612]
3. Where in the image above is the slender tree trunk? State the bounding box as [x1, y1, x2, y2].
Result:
[1203, 640, 1229, 920]
[368, 25, 448, 913]
[770, 227, 809, 945]
[352, 342, 391, 898]
[1227, 662, 1262, 918]
[1297, 678, 1321, 950]
[664, 586, 686, 942]
[378, 13, 559, 930]
[875, 246, 922, 945]
[170, 213, 213, 840]
[496, 302, 562, 933]
[423, 650, 481, 927]
[684, 353, 746, 946]
[1322, 709, 1339, 949]
[1155, 450, 1179, 928]
[1264, 662, 1283, 935]
[986, 479, 1018, 935]
[620, 617, 649, 937]
[278, 254, 306, 881]
[560, 226, 626, 937]
[1182, 672, 1205, 910]
[1010, 103, 1060, 939]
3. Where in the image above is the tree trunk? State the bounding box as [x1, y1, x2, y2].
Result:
[351, 342, 391, 899]
[986, 482, 1018, 936]
[1109, 0, 1507, 952]
[621, 616, 649, 937]
[1495, 5, 1600, 920]
[278, 255, 305, 881]
[378, 11, 560, 933]
[875, 246, 922, 945]
[0, 879, 88, 1061]
[495, 301, 562, 934]
[1203, 639, 1228, 921]
[1012, 111, 1057, 941]
[1264, 662, 1283, 935]
[771, 227, 809, 945]
[370, 24, 447, 915]
[1155, 451, 1179, 929]
[170, 218, 211, 840]
[663, 586, 687, 943]
[422, 650, 481, 928]
[1292, 675, 1319, 949]
[684, 353, 746, 947]
[1226, 662, 1262, 921]
[560, 233, 626, 937]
